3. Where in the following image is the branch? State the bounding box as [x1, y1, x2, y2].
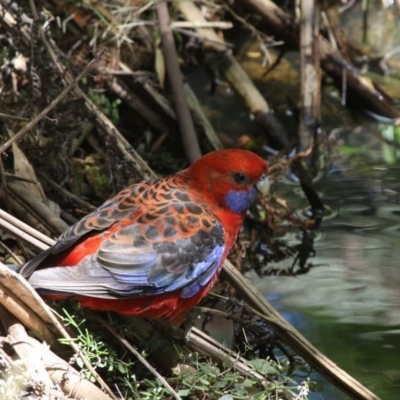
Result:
[156, 0, 202, 163]
[299, 0, 321, 152]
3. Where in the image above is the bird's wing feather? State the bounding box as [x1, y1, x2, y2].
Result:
[25, 178, 226, 299]
[28, 219, 225, 299]
[20, 182, 152, 277]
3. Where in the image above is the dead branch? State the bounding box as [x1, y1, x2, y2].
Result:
[0, 308, 112, 400]
[156, 0, 202, 163]
[299, 0, 321, 152]
[0, 276, 59, 348]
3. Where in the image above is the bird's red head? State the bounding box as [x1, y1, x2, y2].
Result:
[182, 149, 269, 216]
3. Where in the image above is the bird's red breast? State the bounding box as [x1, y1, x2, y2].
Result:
[20, 149, 269, 323]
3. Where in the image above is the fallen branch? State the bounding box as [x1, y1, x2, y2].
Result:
[0, 308, 112, 399]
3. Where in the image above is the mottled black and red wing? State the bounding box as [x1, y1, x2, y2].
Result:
[21, 177, 226, 299]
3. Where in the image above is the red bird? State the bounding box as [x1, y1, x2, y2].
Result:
[20, 149, 269, 324]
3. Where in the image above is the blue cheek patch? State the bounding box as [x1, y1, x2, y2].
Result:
[224, 187, 257, 214]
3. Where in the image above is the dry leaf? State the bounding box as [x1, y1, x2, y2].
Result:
[12, 143, 45, 201]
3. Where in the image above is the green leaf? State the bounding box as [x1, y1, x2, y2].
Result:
[199, 378, 210, 386]
[215, 379, 228, 388]
[249, 359, 279, 375]
[241, 378, 256, 387]
[118, 364, 128, 374]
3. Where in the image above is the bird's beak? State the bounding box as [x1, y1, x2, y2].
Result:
[256, 174, 270, 196]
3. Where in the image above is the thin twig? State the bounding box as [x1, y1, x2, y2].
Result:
[0, 208, 55, 246]
[99, 317, 182, 400]
[171, 21, 233, 29]
[0, 211, 50, 252]
[0, 113, 30, 121]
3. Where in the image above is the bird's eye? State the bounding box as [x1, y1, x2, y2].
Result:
[232, 172, 248, 184]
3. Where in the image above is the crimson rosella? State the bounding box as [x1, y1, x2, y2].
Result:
[19, 149, 270, 323]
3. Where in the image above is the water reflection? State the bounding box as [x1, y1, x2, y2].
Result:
[251, 164, 400, 399]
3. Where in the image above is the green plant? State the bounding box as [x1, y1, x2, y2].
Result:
[171, 352, 310, 400]
[60, 310, 134, 384]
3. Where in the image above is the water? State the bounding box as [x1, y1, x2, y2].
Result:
[249, 138, 400, 399]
